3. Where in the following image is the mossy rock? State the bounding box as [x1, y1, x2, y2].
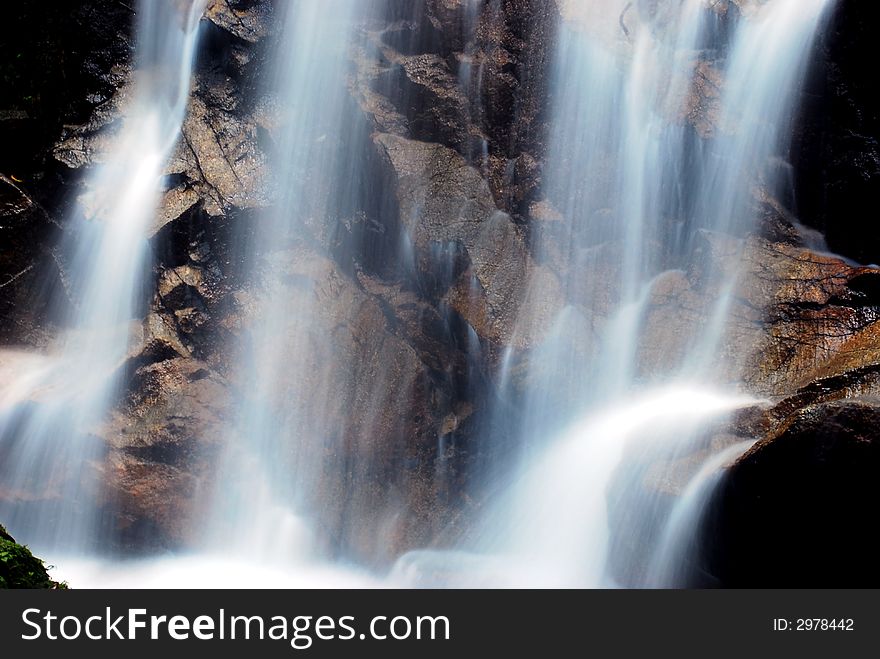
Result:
[0, 523, 66, 589]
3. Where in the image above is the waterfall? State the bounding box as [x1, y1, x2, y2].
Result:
[0, 1, 205, 552]
[394, 0, 834, 588]
[473, 0, 834, 588]
[199, 0, 375, 570]
[1, 0, 841, 589]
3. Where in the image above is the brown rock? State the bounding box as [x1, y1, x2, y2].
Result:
[682, 60, 724, 138]
[223, 244, 455, 558]
[172, 95, 269, 220]
[204, 0, 272, 44]
[375, 132, 562, 348]
[100, 357, 230, 549]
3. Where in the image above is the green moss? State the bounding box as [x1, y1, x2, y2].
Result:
[0, 524, 67, 589]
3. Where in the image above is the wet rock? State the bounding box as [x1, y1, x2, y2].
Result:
[52, 66, 131, 169]
[1, 2, 133, 344]
[222, 244, 456, 558]
[358, 0, 558, 219]
[0, 177, 55, 346]
[375, 133, 494, 242]
[172, 94, 269, 220]
[1, 1, 132, 178]
[0, 174, 48, 229]
[100, 357, 230, 550]
[374, 132, 562, 348]
[626, 227, 880, 397]
[356, 272, 470, 378]
[382, 52, 474, 152]
[682, 60, 723, 138]
[472, 0, 558, 157]
[204, 0, 272, 44]
[736, 239, 880, 395]
[156, 185, 202, 232]
[44, 5, 272, 232]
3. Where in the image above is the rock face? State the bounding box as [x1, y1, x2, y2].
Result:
[0, 0, 879, 582]
[628, 229, 880, 397]
[371, 132, 561, 349]
[370, 0, 556, 221]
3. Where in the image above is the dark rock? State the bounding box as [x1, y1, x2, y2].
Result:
[1, 2, 131, 346]
[359, 0, 558, 220]
[0, 1, 132, 179]
[373, 132, 563, 349]
[704, 398, 880, 587]
[0, 174, 47, 229]
[792, 0, 880, 265]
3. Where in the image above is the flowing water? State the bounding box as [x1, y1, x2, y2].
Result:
[199, 0, 371, 570]
[645, 439, 754, 587]
[4, 0, 836, 588]
[0, 0, 205, 554]
[396, 0, 835, 588]
[470, 0, 833, 587]
[51, 0, 394, 589]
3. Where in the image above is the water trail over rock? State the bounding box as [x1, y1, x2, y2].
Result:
[396, 0, 836, 588]
[199, 0, 378, 567]
[0, 0, 205, 552]
[485, 0, 834, 588]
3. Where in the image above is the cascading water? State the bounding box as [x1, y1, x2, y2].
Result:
[483, 0, 834, 588]
[644, 439, 753, 587]
[0, 1, 205, 553]
[197, 0, 378, 577]
[0, 0, 203, 553]
[395, 0, 835, 588]
[48, 0, 399, 589]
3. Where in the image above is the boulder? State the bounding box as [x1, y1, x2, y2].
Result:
[704, 397, 880, 586]
[204, 0, 272, 44]
[374, 133, 563, 350]
[170, 94, 269, 221]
